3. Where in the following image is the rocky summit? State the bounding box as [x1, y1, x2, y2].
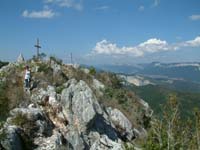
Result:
[0, 57, 152, 150]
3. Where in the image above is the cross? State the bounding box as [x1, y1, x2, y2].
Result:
[70, 52, 73, 64]
[34, 38, 41, 59]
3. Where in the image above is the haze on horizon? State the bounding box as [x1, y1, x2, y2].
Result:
[0, 0, 200, 65]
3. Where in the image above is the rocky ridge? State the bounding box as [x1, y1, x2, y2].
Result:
[0, 58, 152, 150]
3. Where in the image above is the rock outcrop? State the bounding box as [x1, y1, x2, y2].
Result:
[0, 60, 152, 150]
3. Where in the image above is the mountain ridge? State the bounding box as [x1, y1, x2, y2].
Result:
[0, 58, 152, 150]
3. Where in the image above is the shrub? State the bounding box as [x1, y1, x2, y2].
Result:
[56, 85, 65, 94]
[0, 60, 9, 69]
[0, 82, 9, 121]
[38, 63, 52, 73]
[50, 56, 62, 65]
[142, 94, 200, 149]
[89, 67, 96, 75]
[11, 113, 29, 127]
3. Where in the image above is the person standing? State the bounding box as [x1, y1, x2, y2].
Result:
[24, 65, 31, 90]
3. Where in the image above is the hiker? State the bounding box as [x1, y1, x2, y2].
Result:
[24, 65, 31, 90]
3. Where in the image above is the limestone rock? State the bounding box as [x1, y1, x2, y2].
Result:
[8, 107, 54, 136]
[0, 125, 23, 150]
[93, 78, 105, 90]
[61, 79, 103, 130]
[34, 130, 71, 150]
[90, 135, 123, 150]
[50, 59, 61, 74]
[106, 107, 135, 141]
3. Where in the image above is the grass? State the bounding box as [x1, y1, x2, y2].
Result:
[56, 85, 65, 94]
[0, 81, 9, 121]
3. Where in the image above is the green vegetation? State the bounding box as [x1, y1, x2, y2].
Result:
[0, 128, 7, 144]
[38, 63, 53, 73]
[89, 66, 96, 75]
[143, 95, 200, 150]
[50, 55, 62, 65]
[10, 113, 36, 149]
[56, 85, 65, 94]
[96, 72, 149, 128]
[0, 81, 9, 121]
[10, 113, 29, 127]
[0, 60, 9, 69]
[130, 84, 200, 118]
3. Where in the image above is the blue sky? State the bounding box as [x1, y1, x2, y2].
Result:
[0, 0, 200, 64]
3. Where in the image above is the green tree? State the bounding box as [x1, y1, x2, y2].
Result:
[89, 67, 96, 75]
[143, 94, 200, 150]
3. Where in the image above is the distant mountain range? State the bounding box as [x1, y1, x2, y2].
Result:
[96, 62, 200, 83]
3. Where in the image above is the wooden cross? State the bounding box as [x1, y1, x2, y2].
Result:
[34, 38, 41, 59]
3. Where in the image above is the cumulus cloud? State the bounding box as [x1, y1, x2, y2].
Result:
[138, 38, 170, 52]
[91, 36, 200, 58]
[22, 7, 57, 19]
[44, 0, 83, 10]
[189, 15, 200, 21]
[92, 40, 144, 57]
[185, 36, 200, 47]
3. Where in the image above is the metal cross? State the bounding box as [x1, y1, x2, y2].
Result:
[34, 38, 41, 59]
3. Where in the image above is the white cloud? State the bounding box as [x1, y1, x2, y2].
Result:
[185, 36, 200, 47]
[44, 0, 83, 10]
[92, 40, 144, 57]
[138, 5, 144, 11]
[91, 36, 200, 58]
[92, 38, 170, 57]
[22, 8, 57, 19]
[138, 38, 169, 52]
[189, 15, 200, 21]
[95, 6, 109, 11]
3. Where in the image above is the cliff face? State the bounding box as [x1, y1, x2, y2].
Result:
[0, 59, 152, 150]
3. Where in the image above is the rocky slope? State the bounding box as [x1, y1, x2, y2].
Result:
[0, 58, 152, 150]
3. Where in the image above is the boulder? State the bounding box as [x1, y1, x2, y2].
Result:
[93, 79, 105, 90]
[8, 107, 54, 136]
[34, 130, 71, 150]
[65, 127, 86, 150]
[0, 125, 23, 150]
[90, 134, 123, 150]
[61, 79, 103, 130]
[9, 107, 44, 122]
[106, 107, 135, 141]
[31, 88, 48, 105]
[50, 59, 61, 74]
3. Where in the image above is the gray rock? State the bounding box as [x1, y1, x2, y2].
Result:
[61, 79, 103, 130]
[0, 125, 23, 150]
[50, 60, 61, 74]
[8, 107, 53, 136]
[31, 88, 48, 104]
[65, 128, 86, 150]
[106, 107, 135, 141]
[9, 107, 44, 121]
[0, 63, 15, 73]
[90, 135, 123, 150]
[34, 130, 71, 150]
[93, 79, 105, 90]
[47, 85, 59, 107]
